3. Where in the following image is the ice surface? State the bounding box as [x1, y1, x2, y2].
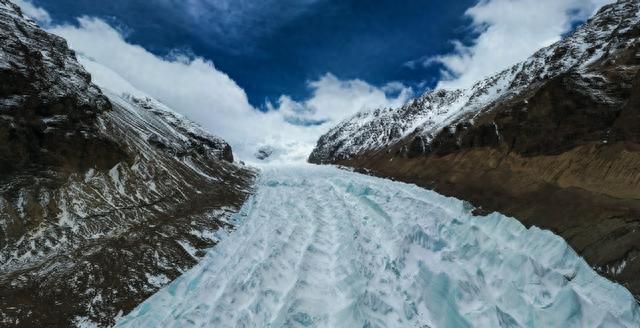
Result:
[116, 164, 640, 328]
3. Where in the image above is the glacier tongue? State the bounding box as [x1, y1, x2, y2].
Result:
[116, 164, 639, 328]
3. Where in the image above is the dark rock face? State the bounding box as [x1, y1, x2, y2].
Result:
[310, 0, 640, 297]
[613, 70, 640, 141]
[0, 0, 123, 178]
[0, 1, 256, 327]
[254, 146, 275, 161]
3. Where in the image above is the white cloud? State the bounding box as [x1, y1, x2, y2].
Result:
[50, 18, 254, 117]
[268, 74, 413, 125]
[13, 0, 51, 25]
[14, 0, 617, 163]
[263, 74, 413, 162]
[46, 17, 410, 163]
[425, 0, 614, 90]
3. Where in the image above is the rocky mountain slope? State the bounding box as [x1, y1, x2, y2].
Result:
[0, 1, 255, 326]
[310, 0, 640, 298]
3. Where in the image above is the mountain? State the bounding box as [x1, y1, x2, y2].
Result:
[0, 1, 255, 327]
[310, 0, 640, 297]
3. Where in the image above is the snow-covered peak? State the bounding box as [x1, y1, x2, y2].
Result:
[0, 0, 108, 111]
[310, 0, 640, 163]
[79, 55, 235, 162]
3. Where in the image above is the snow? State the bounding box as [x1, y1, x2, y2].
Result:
[146, 273, 171, 288]
[176, 240, 199, 260]
[312, 0, 640, 162]
[72, 316, 99, 328]
[108, 164, 126, 195]
[116, 164, 639, 328]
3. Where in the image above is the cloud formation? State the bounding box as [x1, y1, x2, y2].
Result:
[17, 0, 613, 163]
[268, 74, 413, 126]
[423, 0, 614, 90]
[44, 16, 410, 162]
[263, 74, 413, 161]
[50, 18, 255, 118]
[12, 0, 51, 25]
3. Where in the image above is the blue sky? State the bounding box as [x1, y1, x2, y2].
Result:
[30, 0, 476, 107]
[18, 0, 611, 161]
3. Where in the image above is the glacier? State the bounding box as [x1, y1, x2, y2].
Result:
[116, 164, 640, 328]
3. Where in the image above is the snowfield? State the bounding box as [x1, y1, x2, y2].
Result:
[116, 164, 640, 328]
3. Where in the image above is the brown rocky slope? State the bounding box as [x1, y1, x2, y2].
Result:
[310, 0, 640, 298]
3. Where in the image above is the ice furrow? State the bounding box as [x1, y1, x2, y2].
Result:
[269, 182, 350, 327]
[116, 164, 640, 328]
[208, 198, 316, 326]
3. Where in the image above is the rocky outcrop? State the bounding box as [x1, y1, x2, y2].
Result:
[255, 145, 275, 161]
[0, 0, 121, 178]
[310, 0, 640, 297]
[0, 1, 255, 327]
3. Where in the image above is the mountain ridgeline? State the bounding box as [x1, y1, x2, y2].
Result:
[1, 0, 640, 326]
[310, 0, 640, 297]
[0, 1, 255, 326]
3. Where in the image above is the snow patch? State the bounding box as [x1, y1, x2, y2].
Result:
[73, 316, 99, 328]
[176, 240, 199, 260]
[146, 273, 171, 288]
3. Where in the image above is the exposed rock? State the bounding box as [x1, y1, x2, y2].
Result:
[310, 0, 640, 297]
[254, 145, 275, 161]
[0, 1, 255, 327]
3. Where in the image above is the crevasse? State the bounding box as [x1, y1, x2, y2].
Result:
[116, 164, 640, 328]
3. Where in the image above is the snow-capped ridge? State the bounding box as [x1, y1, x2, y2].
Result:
[0, 1, 254, 325]
[0, 0, 108, 111]
[310, 0, 640, 162]
[77, 55, 234, 162]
